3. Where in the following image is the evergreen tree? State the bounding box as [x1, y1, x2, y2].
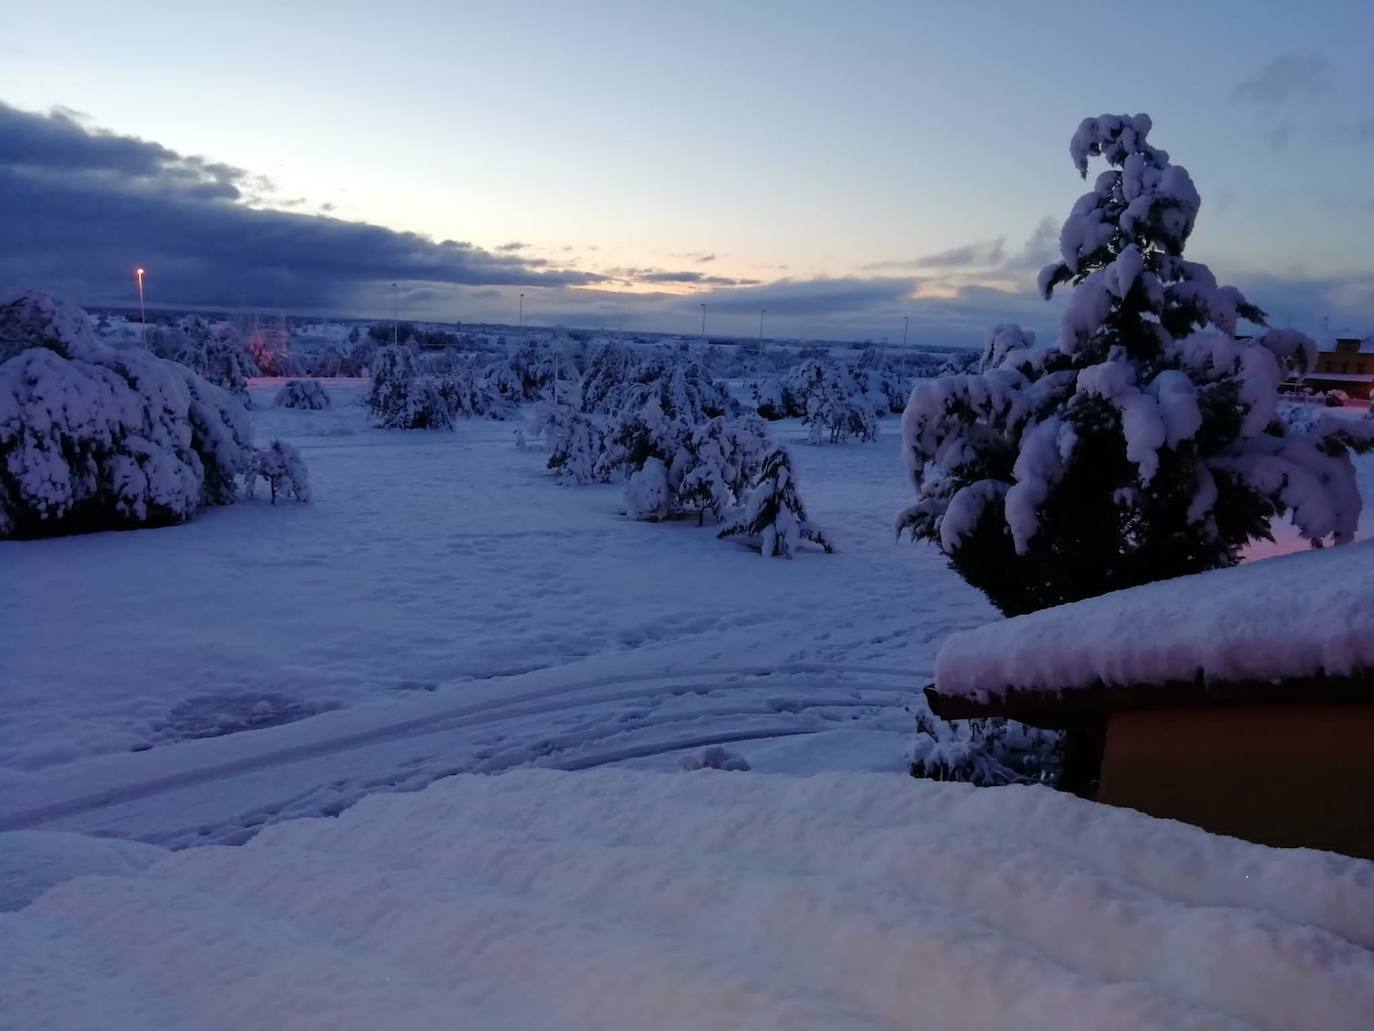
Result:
[274, 380, 331, 410]
[677, 415, 771, 524]
[0, 291, 255, 538]
[897, 114, 1374, 615]
[719, 448, 832, 558]
[203, 328, 258, 403]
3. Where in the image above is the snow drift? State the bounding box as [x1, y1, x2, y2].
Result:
[3, 769, 1372, 1030]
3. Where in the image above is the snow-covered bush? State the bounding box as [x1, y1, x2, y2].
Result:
[0, 291, 254, 538]
[677, 415, 771, 524]
[247, 440, 311, 504]
[897, 114, 1374, 616]
[369, 345, 513, 428]
[273, 380, 331, 410]
[804, 369, 879, 445]
[203, 332, 258, 403]
[540, 403, 612, 484]
[907, 712, 1060, 787]
[307, 347, 345, 378]
[624, 456, 672, 521]
[751, 378, 788, 420]
[719, 448, 832, 558]
[850, 349, 911, 414]
[367, 344, 418, 421]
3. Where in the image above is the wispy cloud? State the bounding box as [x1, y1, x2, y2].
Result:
[1232, 53, 1328, 105]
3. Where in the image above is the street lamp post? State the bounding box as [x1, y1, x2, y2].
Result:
[903, 315, 909, 348]
[699, 303, 706, 337]
[135, 267, 146, 326]
[519, 293, 525, 328]
[392, 282, 399, 346]
[759, 308, 766, 340]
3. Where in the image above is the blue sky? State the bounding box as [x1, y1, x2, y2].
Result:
[1, 0, 1371, 345]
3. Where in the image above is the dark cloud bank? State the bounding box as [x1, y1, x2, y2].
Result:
[2, 101, 1368, 347]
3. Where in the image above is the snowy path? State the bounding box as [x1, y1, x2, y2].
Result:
[0, 664, 919, 846]
[6, 769, 1374, 1031]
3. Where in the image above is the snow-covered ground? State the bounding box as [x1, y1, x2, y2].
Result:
[6, 768, 1374, 1030]
[1, 380, 996, 846]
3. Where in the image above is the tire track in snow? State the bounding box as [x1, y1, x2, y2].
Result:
[0, 666, 918, 833]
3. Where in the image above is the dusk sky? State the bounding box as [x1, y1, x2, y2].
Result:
[2, 0, 1371, 345]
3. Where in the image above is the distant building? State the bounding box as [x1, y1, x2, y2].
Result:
[1301, 336, 1374, 400]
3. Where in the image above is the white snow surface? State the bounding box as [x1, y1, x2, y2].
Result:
[4, 768, 1373, 1031]
[0, 830, 164, 911]
[1, 381, 989, 847]
[936, 539, 1374, 701]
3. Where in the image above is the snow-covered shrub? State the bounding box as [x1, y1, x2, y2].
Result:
[676, 415, 771, 524]
[307, 347, 345, 378]
[486, 340, 574, 404]
[897, 114, 1374, 616]
[678, 746, 751, 772]
[0, 291, 254, 538]
[578, 341, 633, 413]
[367, 344, 418, 422]
[850, 349, 911, 414]
[751, 378, 788, 420]
[719, 448, 832, 558]
[907, 712, 1060, 787]
[541, 403, 611, 484]
[624, 456, 672, 521]
[248, 440, 311, 504]
[804, 369, 879, 445]
[273, 380, 331, 410]
[203, 332, 258, 403]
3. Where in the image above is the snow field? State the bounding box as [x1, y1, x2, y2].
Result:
[1, 380, 992, 844]
[4, 769, 1373, 1030]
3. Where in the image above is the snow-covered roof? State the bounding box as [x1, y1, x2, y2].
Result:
[4, 768, 1374, 1029]
[933, 541, 1374, 713]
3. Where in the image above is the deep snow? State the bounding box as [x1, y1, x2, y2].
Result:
[936, 537, 1374, 701]
[5, 768, 1374, 1031]
[0, 380, 994, 846]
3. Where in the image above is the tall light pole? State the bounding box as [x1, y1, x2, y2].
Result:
[135, 267, 146, 326]
[759, 308, 766, 340]
[391, 282, 399, 346]
[699, 303, 706, 338]
[902, 315, 909, 348]
[519, 293, 525, 327]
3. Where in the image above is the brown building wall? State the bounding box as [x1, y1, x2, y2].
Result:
[1098, 704, 1374, 859]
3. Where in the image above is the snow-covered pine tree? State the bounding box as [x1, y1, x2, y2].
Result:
[897, 114, 1374, 615]
[676, 415, 771, 524]
[751, 378, 788, 420]
[803, 365, 878, 444]
[367, 344, 418, 423]
[203, 329, 258, 403]
[578, 341, 633, 413]
[0, 291, 255, 538]
[850, 349, 911, 414]
[540, 403, 611, 484]
[249, 440, 312, 503]
[719, 447, 832, 558]
[274, 380, 331, 410]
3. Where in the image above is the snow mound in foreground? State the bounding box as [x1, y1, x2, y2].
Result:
[4, 770, 1373, 1030]
[0, 830, 165, 911]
